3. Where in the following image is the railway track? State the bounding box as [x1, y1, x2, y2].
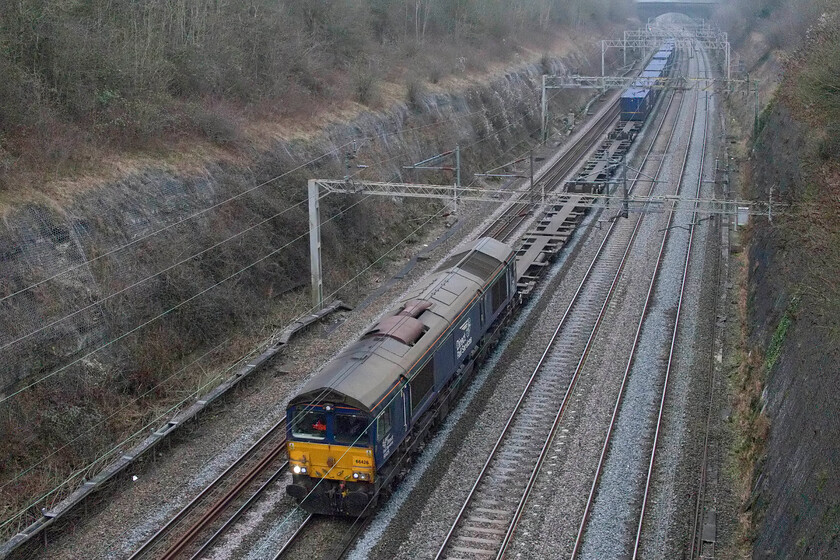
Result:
[479, 101, 620, 242]
[570, 46, 714, 560]
[434, 65, 688, 560]
[634, 73, 711, 560]
[128, 420, 288, 560]
[271, 513, 313, 559]
[688, 175, 724, 560]
[214, 86, 629, 560]
[271, 513, 368, 560]
[126, 67, 643, 560]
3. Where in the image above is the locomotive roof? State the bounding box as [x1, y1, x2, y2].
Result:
[289, 237, 513, 413]
[622, 87, 650, 99]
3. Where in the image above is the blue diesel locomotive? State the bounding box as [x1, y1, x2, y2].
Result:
[285, 238, 517, 516]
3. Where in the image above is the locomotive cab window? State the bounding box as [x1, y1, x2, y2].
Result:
[376, 408, 392, 443]
[292, 409, 327, 440]
[334, 414, 370, 445]
[409, 360, 435, 416]
[491, 272, 509, 312]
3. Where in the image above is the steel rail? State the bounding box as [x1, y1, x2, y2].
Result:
[495, 124, 663, 558]
[331, 512, 377, 559]
[688, 184, 722, 560]
[568, 47, 707, 560]
[632, 59, 712, 560]
[128, 419, 286, 560]
[435, 190, 615, 560]
[271, 514, 313, 560]
[158, 439, 287, 559]
[186, 460, 289, 560]
[688, 103, 727, 560]
[272, 513, 369, 560]
[498, 74, 689, 560]
[435, 66, 684, 560]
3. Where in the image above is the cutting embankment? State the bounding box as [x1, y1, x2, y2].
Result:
[726, 6, 840, 558]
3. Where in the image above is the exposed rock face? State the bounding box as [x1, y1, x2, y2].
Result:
[746, 102, 840, 559]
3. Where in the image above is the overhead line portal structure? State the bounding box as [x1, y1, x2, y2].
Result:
[306, 178, 778, 309]
[603, 37, 731, 80]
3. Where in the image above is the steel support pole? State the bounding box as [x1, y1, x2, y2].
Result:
[724, 41, 732, 82]
[601, 40, 608, 95]
[455, 144, 461, 215]
[623, 31, 627, 66]
[601, 40, 606, 77]
[768, 186, 773, 223]
[541, 74, 548, 143]
[622, 160, 629, 219]
[308, 179, 323, 310]
[530, 150, 535, 207]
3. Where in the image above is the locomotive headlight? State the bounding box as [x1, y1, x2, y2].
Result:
[300, 467, 307, 474]
[352, 472, 359, 479]
[352, 472, 370, 481]
[293, 465, 302, 474]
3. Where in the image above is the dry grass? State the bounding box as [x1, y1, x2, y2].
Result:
[0, 285, 313, 535]
[729, 247, 771, 553]
[0, 25, 612, 205]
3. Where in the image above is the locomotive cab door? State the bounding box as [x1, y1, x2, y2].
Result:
[402, 387, 409, 430]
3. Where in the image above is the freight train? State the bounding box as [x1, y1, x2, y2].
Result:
[285, 41, 678, 517]
[620, 41, 675, 121]
[286, 238, 517, 516]
[566, 41, 677, 194]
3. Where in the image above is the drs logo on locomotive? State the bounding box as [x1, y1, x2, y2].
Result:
[381, 433, 394, 457]
[456, 319, 473, 359]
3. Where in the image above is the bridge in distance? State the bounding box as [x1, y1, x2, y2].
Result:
[636, 0, 719, 20]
